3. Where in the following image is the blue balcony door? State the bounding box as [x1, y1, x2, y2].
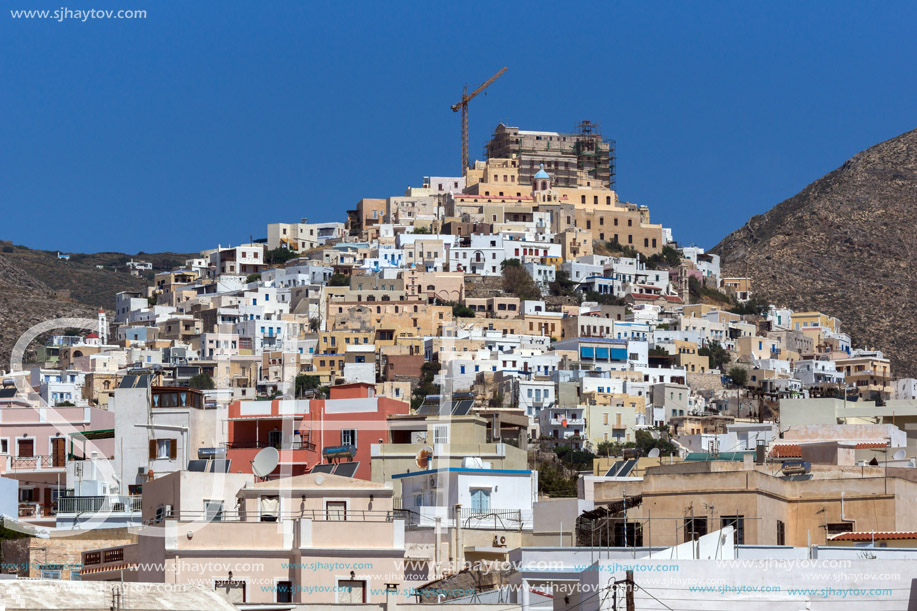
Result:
[470, 488, 491, 513]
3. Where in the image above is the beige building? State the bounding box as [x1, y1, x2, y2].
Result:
[371, 415, 527, 499]
[582, 460, 917, 547]
[123, 471, 411, 605]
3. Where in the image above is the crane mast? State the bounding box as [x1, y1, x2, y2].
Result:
[451, 67, 507, 175]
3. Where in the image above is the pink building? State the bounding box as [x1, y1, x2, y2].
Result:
[0, 402, 114, 526]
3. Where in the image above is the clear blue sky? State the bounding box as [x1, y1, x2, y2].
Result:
[2, 1, 915, 254]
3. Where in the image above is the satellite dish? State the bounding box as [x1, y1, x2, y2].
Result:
[416, 446, 434, 470]
[251, 447, 280, 478]
[648, 448, 661, 458]
[893, 449, 907, 461]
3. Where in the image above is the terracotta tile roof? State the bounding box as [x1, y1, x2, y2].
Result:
[854, 442, 889, 449]
[830, 531, 917, 542]
[771, 444, 802, 458]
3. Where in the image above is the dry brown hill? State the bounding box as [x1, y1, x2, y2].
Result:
[712, 128, 917, 376]
[0, 243, 193, 370]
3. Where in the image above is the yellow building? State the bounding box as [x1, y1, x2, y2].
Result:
[675, 340, 710, 374]
[583, 393, 645, 447]
[791, 312, 841, 334]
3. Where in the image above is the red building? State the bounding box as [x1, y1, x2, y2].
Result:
[225, 383, 408, 480]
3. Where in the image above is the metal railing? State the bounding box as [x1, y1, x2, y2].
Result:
[8, 455, 62, 471]
[159, 509, 401, 524]
[222, 440, 316, 451]
[401, 507, 525, 531]
[459, 508, 524, 531]
[57, 495, 142, 514]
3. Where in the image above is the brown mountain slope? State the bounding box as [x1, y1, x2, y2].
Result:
[712, 127, 917, 376]
[0, 244, 193, 370]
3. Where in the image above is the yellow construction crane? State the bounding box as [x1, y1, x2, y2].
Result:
[451, 67, 507, 175]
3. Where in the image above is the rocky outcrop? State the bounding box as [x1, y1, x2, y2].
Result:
[713, 128, 917, 376]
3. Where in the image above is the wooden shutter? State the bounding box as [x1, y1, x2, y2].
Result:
[169, 439, 177, 459]
[149, 440, 157, 459]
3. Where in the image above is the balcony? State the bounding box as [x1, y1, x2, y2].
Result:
[550, 417, 585, 426]
[223, 440, 316, 451]
[7, 455, 64, 472]
[57, 495, 142, 514]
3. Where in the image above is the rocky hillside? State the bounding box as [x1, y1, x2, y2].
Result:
[712, 128, 917, 376]
[0, 243, 192, 370]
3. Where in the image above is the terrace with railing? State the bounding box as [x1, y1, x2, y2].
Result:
[57, 495, 142, 514]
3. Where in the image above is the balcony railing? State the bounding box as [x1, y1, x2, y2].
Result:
[222, 440, 316, 451]
[401, 507, 525, 531]
[8, 455, 63, 471]
[459, 508, 524, 531]
[161, 509, 400, 523]
[57, 495, 142, 514]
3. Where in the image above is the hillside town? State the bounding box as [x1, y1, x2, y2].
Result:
[2, 122, 915, 610]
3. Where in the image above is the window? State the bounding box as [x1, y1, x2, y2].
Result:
[776, 520, 786, 546]
[684, 517, 707, 541]
[150, 439, 177, 460]
[432, 425, 449, 445]
[276, 581, 293, 603]
[721, 515, 745, 544]
[827, 523, 854, 536]
[268, 430, 282, 449]
[205, 500, 224, 522]
[17, 438, 34, 457]
[40, 564, 63, 579]
[326, 501, 347, 521]
[0, 439, 7, 454]
[470, 488, 491, 513]
[341, 429, 357, 447]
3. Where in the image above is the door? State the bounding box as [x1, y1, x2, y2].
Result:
[326, 501, 346, 521]
[470, 488, 491, 514]
[52, 438, 66, 467]
[338, 580, 365, 603]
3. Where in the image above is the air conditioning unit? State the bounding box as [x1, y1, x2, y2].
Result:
[138, 466, 147, 475]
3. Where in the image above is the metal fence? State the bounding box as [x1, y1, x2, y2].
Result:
[57, 495, 142, 514]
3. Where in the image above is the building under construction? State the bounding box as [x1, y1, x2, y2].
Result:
[484, 120, 616, 189]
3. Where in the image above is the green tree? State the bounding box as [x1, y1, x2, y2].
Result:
[634, 429, 678, 457]
[188, 373, 215, 390]
[246, 273, 261, 283]
[728, 366, 748, 387]
[502, 260, 542, 302]
[328, 273, 350, 287]
[448, 302, 476, 318]
[548, 270, 578, 297]
[584, 291, 626, 306]
[645, 245, 682, 269]
[295, 374, 321, 397]
[265, 247, 296, 266]
[537, 463, 578, 497]
[411, 361, 440, 410]
[698, 342, 731, 370]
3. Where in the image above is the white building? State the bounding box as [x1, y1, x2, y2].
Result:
[396, 465, 537, 531]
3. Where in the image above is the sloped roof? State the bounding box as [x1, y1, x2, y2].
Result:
[830, 531, 917, 542]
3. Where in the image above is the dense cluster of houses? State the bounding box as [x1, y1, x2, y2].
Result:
[3, 125, 917, 610]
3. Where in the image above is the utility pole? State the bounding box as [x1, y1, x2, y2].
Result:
[612, 571, 635, 611]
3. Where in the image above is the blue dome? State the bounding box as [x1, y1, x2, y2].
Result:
[534, 164, 550, 179]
